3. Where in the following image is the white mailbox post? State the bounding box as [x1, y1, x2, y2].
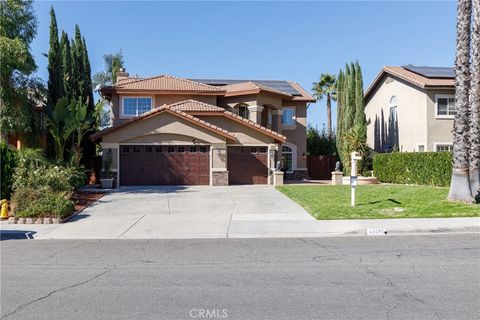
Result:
[350, 151, 362, 207]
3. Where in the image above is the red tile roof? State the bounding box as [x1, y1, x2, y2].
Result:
[223, 111, 287, 142]
[106, 75, 226, 94]
[90, 104, 235, 141]
[169, 100, 225, 112]
[287, 81, 316, 102]
[222, 81, 293, 98]
[365, 66, 455, 101]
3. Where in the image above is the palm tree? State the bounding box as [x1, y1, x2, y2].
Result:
[92, 50, 125, 87]
[448, 0, 474, 202]
[469, 0, 480, 198]
[312, 73, 337, 136]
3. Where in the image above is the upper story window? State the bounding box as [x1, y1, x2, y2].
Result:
[282, 107, 295, 126]
[389, 96, 398, 123]
[435, 95, 456, 118]
[122, 97, 152, 117]
[233, 104, 249, 119]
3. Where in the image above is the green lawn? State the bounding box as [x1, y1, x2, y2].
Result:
[277, 185, 480, 220]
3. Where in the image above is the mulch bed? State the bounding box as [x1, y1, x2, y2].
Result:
[72, 191, 105, 214]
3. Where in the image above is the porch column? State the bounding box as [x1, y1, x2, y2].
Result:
[211, 143, 228, 186]
[248, 105, 264, 125]
[270, 109, 283, 133]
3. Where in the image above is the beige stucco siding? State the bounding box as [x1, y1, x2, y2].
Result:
[101, 112, 226, 144]
[425, 89, 454, 150]
[111, 93, 218, 126]
[365, 76, 428, 152]
[281, 101, 307, 169]
[198, 116, 275, 145]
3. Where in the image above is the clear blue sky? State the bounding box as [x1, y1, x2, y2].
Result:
[31, 1, 457, 129]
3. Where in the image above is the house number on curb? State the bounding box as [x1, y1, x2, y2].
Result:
[366, 228, 388, 236]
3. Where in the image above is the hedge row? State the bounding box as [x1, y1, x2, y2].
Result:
[373, 152, 452, 187]
[0, 142, 18, 199]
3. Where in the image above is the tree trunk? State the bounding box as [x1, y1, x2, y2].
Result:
[327, 95, 332, 136]
[448, 0, 474, 203]
[469, 0, 480, 199]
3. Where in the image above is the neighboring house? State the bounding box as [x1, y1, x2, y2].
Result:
[91, 69, 315, 186]
[365, 66, 455, 153]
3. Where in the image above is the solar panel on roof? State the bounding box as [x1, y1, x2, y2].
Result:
[403, 66, 455, 78]
[190, 79, 302, 96]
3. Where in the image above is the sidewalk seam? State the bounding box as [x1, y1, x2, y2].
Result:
[118, 215, 146, 238]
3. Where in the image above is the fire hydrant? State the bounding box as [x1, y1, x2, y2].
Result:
[0, 199, 9, 219]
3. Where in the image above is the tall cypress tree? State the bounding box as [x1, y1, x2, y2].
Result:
[82, 37, 94, 111]
[336, 70, 344, 152]
[70, 38, 80, 100]
[60, 31, 73, 102]
[46, 7, 63, 115]
[354, 61, 367, 135]
[73, 25, 85, 100]
[344, 63, 356, 129]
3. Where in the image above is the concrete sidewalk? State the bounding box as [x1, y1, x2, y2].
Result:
[1, 216, 478, 239]
[0, 185, 478, 239]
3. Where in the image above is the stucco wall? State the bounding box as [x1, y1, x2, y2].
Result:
[281, 101, 307, 169]
[101, 112, 226, 144]
[365, 76, 428, 152]
[198, 115, 275, 145]
[425, 89, 454, 150]
[110, 93, 218, 126]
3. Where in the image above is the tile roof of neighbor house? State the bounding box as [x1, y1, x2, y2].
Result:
[106, 75, 226, 94]
[221, 81, 294, 98]
[169, 100, 225, 112]
[365, 66, 455, 101]
[90, 100, 287, 142]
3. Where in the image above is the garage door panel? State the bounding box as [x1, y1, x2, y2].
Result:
[227, 146, 268, 185]
[120, 145, 209, 186]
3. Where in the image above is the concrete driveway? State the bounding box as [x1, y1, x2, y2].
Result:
[20, 186, 314, 239]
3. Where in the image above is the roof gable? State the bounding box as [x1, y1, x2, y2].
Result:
[365, 66, 455, 101]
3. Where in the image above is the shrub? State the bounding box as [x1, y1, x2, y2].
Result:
[12, 187, 75, 218]
[373, 152, 452, 187]
[0, 142, 18, 199]
[307, 125, 337, 156]
[13, 158, 85, 193]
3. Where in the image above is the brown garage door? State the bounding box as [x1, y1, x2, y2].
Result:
[120, 145, 210, 186]
[227, 146, 268, 185]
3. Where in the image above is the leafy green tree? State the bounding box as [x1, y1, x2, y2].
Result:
[46, 6, 63, 115]
[0, 0, 41, 143]
[93, 50, 125, 86]
[72, 25, 85, 99]
[312, 73, 336, 136]
[46, 98, 76, 162]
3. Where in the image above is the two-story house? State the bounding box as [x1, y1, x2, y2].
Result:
[365, 66, 455, 153]
[91, 69, 315, 186]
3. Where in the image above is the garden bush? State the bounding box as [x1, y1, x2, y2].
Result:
[12, 148, 85, 193]
[12, 187, 74, 218]
[373, 152, 452, 187]
[0, 142, 18, 199]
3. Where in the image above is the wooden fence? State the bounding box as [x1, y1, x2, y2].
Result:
[307, 155, 338, 180]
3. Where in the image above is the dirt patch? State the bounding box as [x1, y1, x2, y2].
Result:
[72, 191, 105, 214]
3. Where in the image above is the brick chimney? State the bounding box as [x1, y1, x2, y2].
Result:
[116, 68, 129, 83]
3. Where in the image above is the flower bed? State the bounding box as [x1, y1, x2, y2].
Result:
[8, 191, 104, 224]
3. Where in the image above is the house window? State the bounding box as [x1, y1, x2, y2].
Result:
[199, 146, 208, 153]
[418, 145, 425, 152]
[190, 146, 197, 153]
[122, 97, 152, 117]
[436, 95, 456, 117]
[250, 147, 257, 154]
[282, 145, 293, 173]
[389, 96, 398, 124]
[133, 146, 140, 153]
[168, 146, 175, 153]
[122, 146, 129, 153]
[236, 104, 249, 119]
[436, 144, 453, 152]
[145, 146, 152, 153]
[177, 146, 185, 153]
[259, 147, 267, 154]
[282, 107, 295, 126]
[155, 146, 162, 152]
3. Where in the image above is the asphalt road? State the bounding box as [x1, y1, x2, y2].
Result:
[1, 234, 479, 320]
